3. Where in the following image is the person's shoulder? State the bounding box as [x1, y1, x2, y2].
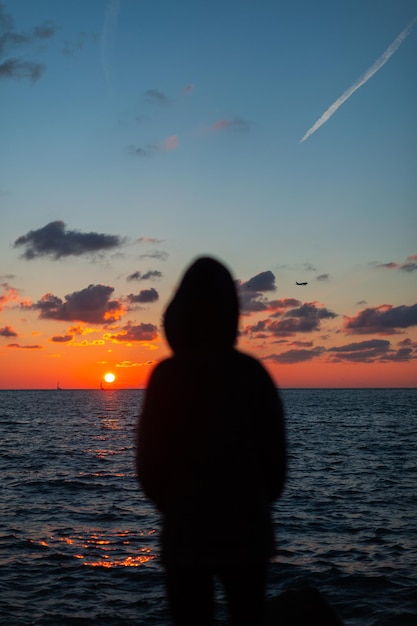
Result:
[232, 349, 269, 376]
[148, 356, 175, 381]
[233, 348, 262, 366]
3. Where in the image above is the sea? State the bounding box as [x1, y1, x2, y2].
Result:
[0, 388, 416, 626]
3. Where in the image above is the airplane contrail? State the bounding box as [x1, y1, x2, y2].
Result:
[100, 0, 121, 96]
[300, 15, 417, 143]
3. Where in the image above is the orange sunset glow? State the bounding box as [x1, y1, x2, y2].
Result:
[1, 2, 416, 390]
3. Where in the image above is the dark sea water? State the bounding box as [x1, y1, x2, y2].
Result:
[0, 388, 416, 626]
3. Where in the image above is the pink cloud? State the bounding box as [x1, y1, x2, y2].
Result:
[208, 117, 252, 133]
[161, 135, 179, 152]
[182, 84, 195, 95]
[376, 262, 398, 269]
[128, 135, 179, 157]
[211, 119, 230, 131]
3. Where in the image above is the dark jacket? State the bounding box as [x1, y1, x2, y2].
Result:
[136, 257, 286, 567]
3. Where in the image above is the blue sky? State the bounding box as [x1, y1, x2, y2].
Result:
[1, 0, 416, 388]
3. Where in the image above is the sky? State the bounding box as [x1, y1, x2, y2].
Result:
[1, 0, 416, 389]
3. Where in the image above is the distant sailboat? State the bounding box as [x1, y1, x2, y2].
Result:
[56, 382, 62, 390]
[100, 380, 104, 390]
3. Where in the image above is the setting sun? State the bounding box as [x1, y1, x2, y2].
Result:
[104, 372, 115, 384]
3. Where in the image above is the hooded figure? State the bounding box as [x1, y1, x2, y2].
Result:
[136, 257, 286, 626]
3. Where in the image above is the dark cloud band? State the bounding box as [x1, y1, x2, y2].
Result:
[31, 284, 124, 324]
[14, 221, 125, 260]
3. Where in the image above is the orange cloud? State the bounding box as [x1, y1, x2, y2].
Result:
[67, 325, 96, 336]
[0, 283, 20, 310]
[105, 321, 158, 343]
[69, 339, 106, 347]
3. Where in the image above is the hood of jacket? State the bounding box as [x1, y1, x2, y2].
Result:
[163, 257, 239, 354]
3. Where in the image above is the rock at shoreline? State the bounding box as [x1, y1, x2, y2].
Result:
[265, 586, 345, 626]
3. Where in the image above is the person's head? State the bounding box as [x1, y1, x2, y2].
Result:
[163, 256, 239, 354]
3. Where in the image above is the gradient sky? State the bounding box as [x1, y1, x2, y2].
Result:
[1, 0, 416, 389]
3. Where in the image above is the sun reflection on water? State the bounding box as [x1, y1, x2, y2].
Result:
[30, 528, 157, 568]
[80, 550, 154, 568]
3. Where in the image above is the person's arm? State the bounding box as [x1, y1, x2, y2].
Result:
[255, 362, 287, 502]
[136, 361, 174, 510]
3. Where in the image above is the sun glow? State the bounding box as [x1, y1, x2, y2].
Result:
[104, 372, 115, 383]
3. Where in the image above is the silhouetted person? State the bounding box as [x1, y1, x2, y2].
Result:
[136, 257, 286, 626]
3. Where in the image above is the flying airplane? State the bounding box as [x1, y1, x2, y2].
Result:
[296, 281, 308, 285]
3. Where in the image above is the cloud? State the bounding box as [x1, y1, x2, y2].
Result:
[182, 84, 195, 95]
[316, 274, 329, 281]
[285, 302, 337, 322]
[33, 22, 57, 40]
[382, 347, 415, 362]
[50, 334, 73, 343]
[328, 339, 391, 362]
[269, 299, 302, 316]
[14, 221, 125, 260]
[136, 237, 164, 244]
[376, 261, 398, 269]
[0, 58, 44, 81]
[289, 340, 313, 347]
[7, 343, 43, 349]
[300, 15, 417, 142]
[127, 271, 141, 282]
[162, 135, 179, 151]
[243, 301, 337, 337]
[106, 321, 158, 343]
[115, 359, 156, 368]
[0, 324, 18, 337]
[68, 338, 105, 347]
[0, 3, 58, 81]
[115, 360, 140, 368]
[126, 288, 159, 304]
[400, 262, 417, 272]
[400, 254, 417, 272]
[67, 324, 95, 336]
[141, 270, 163, 281]
[209, 117, 253, 132]
[62, 32, 97, 57]
[144, 88, 172, 105]
[31, 284, 125, 324]
[128, 135, 179, 157]
[241, 271, 276, 292]
[344, 303, 417, 335]
[138, 250, 169, 261]
[375, 254, 417, 272]
[264, 346, 325, 364]
[238, 271, 277, 313]
[0, 282, 20, 310]
[398, 337, 417, 348]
